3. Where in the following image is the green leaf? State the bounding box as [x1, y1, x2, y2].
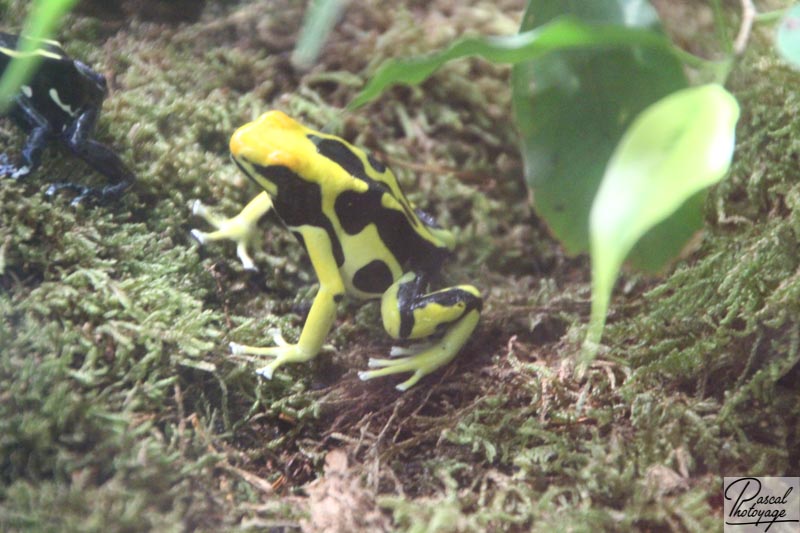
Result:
[776, 4, 800, 69]
[291, 0, 348, 70]
[584, 84, 740, 358]
[348, 16, 680, 110]
[0, 0, 78, 113]
[512, 0, 687, 254]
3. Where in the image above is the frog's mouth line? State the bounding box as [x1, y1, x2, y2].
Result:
[232, 156, 251, 183]
[231, 156, 284, 199]
[233, 157, 266, 190]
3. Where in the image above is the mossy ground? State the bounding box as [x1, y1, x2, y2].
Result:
[1, 0, 797, 531]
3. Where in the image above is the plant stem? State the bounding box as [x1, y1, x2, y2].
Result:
[755, 8, 787, 24]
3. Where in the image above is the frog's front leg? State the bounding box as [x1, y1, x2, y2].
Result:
[359, 272, 482, 391]
[48, 107, 136, 204]
[231, 225, 345, 379]
[191, 192, 273, 270]
[0, 104, 51, 180]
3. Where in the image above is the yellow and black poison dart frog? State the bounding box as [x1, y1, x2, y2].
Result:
[192, 111, 481, 391]
[0, 32, 134, 204]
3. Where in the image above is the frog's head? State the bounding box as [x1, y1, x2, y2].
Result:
[73, 60, 108, 103]
[229, 111, 306, 195]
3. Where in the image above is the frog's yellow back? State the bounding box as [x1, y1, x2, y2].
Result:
[229, 110, 451, 254]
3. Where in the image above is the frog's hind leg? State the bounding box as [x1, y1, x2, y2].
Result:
[51, 108, 136, 205]
[230, 225, 345, 380]
[53, 138, 135, 204]
[359, 272, 481, 391]
[1, 104, 51, 180]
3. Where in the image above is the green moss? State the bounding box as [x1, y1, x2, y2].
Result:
[604, 51, 800, 475]
[1, 0, 798, 531]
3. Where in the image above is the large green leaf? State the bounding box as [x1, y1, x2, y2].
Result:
[348, 16, 679, 110]
[776, 4, 800, 70]
[584, 84, 739, 357]
[512, 0, 688, 255]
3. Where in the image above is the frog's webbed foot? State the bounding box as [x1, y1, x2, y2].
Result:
[359, 309, 479, 391]
[45, 180, 130, 206]
[46, 182, 93, 206]
[191, 200, 259, 270]
[0, 153, 32, 180]
[388, 341, 436, 358]
[362, 273, 482, 391]
[230, 330, 316, 379]
[191, 193, 273, 271]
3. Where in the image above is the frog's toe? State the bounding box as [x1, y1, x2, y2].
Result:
[229, 341, 246, 355]
[270, 329, 289, 347]
[229, 342, 279, 379]
[235, 242, 257, 271]
[46, 182, 96, 205]
[358, 363, 425, 391]
[44, 184, 59, 196]
[10, 165, 30, 180]
[70, 194, 88, 207]
[191, 199, 230, 229]
[191, 199, 208, 217]
[69, 189, 96, 207]
[389, 341, 435, 358]
[230, 339, 314, 381]
[358, 356, 423, 387]
[366, 357, 402, 368]
[189, 201, 263, 270]
[255, 362, 280, 380]
[190, 228, 209, 244]
[0, 155, 31, 180]
[396, 371, 425, 391]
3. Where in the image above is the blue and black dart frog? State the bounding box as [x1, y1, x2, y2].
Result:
[0, 32, 135, 205]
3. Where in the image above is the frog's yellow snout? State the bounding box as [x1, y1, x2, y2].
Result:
[258, 110, 297, 129]
[229, 126, 249, 159]
[229, 111, 300, 167]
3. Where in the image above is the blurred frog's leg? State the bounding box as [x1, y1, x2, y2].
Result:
[231, 225, 345, 379]
[191, 192, 272, 270]
[359, 272, 482, 391]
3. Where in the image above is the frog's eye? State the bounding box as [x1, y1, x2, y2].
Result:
[267, 149, 299, 168]
[258, 110, 297, 129]
[229, 128, 256, 161]
[230, 122, 301, 170]
[74, 60, 107, 95]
